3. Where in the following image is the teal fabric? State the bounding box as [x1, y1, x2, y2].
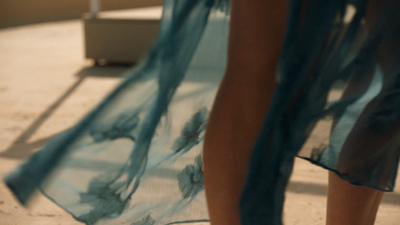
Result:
[5, 0, 400, 224]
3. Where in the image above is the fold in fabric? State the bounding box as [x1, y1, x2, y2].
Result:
[5, 0, 400, 225]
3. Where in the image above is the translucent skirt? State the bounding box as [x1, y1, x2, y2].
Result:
[5, 0, 400, 224]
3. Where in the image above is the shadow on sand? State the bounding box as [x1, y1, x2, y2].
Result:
[0, 64, 131, 159]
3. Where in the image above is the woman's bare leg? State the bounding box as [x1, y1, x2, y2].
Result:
[326, 171, 384, 225]
[203, 1, 289, 225]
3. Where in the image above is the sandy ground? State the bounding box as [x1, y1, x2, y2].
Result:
[0, 20, 399, 225]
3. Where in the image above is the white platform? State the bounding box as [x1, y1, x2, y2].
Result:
[83, 6, 162, 64]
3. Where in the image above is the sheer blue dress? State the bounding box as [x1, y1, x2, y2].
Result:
[5, 0, 400, 224]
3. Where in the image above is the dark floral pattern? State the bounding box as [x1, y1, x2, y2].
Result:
[171, 108, 208, 153]
[177, 155, 204, 199]
[131, 215, 156, 225]
[90, 112, 139, 142]
[77, 174, 128, 224]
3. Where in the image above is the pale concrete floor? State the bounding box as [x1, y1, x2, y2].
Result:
[0, 20, 399, 225]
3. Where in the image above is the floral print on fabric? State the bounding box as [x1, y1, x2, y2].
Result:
[177, 155, 204, 199]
